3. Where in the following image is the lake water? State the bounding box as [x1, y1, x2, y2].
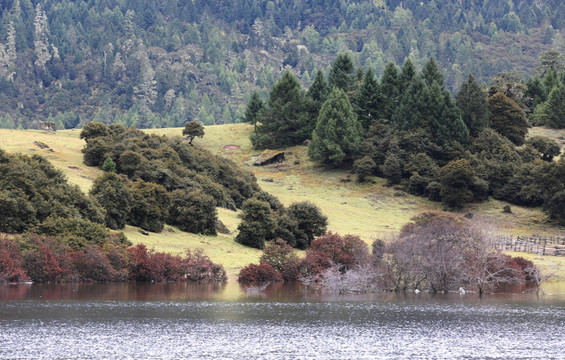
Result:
[1, 282, 564, 359]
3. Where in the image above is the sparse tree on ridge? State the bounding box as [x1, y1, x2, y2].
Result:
[183, 121, 205, 144]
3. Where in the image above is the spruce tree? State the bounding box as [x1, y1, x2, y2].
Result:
[308, 87, 362, 167]
[241, 91, 264, 129]
[355, 68, 383, 131]
[328, 53, 356, 94]
[456, 74, 490, 137]
[308, 69, 329, 105]
[540, 85, 565, 128]
[307, 69, 329, 123]
[398, 57, 417, 95]
[380, 62, 400, 120]
[391, 74, 427, 130]
[422, 57, 444, 88]
[251, 71, 311, 149]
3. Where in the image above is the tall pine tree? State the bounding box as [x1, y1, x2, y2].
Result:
[242, 91, 264, 129]
[251, 71, 312, 149]
[308, 87, 362, 167]
[328, 53, 356, 94]
[456, 74, 490, 137]
[355, 68, 383, 131]
[380, 62, 400, 120]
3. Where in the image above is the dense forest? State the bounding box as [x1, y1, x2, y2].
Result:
[0, 0, 564, 129]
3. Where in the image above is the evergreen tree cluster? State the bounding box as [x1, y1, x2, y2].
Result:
[245, 53, 565, 220]
[81, 121, 261, 233]
[527, 50, 565, 129]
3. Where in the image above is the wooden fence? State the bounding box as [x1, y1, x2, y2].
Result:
[494, 235, 565, 256]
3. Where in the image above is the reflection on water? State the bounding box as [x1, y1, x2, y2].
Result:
[1, 282, 564, 359]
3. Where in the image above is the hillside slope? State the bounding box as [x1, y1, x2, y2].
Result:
[1, 124, 564, 274]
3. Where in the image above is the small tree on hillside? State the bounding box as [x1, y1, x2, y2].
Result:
[89, 172, 132, 230]
[168, 190, 217, 235]
[183, 121, 205, 144]
[308, 87, 362, 167]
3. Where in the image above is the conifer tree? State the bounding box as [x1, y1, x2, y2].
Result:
[398, 57, 417, 95]
[456, 74, 490, 137]
[242, 91, 264, 129]
[308, 87, 362, 167]
[392, 74, 427, 130]
[308, 69, 329, 106]
[355, 68, 383, 131]
[380, 62, 400, 120]
[328, 53, 356, 94]
[538, 85, 565, 129]
[421, 57, 444, 88]
[251, 71, 311, 149]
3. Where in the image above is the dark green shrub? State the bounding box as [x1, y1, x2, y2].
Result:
[168, 190, 217, 235]
[287, 201, 327, 249]
[235, 199, 276, 249]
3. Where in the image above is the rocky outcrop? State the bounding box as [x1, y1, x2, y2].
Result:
[254, 150, 285, 166]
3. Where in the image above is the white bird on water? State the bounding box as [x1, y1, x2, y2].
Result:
[414, 289, 420, 294]
[458, 287, 466, 295]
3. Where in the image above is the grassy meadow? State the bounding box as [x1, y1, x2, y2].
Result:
[1, 124, 564, 276]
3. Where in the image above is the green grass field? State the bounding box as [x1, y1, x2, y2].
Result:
[1, 124, 564, 276]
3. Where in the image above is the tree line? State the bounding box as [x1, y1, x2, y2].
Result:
[244, 53, 565, 221]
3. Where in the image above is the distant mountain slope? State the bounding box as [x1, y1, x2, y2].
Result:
[0, 0, 563, 129]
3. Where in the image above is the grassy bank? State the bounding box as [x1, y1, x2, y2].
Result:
[1, 124, 564, 276]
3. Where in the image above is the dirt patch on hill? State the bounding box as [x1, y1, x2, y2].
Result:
[223, 144, 241, 150]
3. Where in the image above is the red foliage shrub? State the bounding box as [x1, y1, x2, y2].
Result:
[128, 244, 153, 281]
[127, 245, 226, 282]
[69, 245, 119, 282]
[510, 256, 537, 282]
[280, 258, 301, 282]
[301, 233, 370, 277]
[487, 254, 525, 283]
[22, 235, 72, 283]
[259, 239, 301, 281]
[238, 263, 283, 283]
[185, 249, 227, 282]
[0, 235, 29, 283]
[300, 251, 334, 278]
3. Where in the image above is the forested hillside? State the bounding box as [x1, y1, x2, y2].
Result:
[0, 0, 563, 129]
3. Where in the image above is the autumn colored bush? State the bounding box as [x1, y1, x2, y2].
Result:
[259, 239, 301, 282]
[512, 256, 537, 282]
[127, 244, 226, 282]
[0, 235, 29, 283]
[185, 249, 227, 282]
[69, 245, 121, 282]
[238, 263, 284, 283]
[22, 235, 73, 283]
[303, 232, 370, 275]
